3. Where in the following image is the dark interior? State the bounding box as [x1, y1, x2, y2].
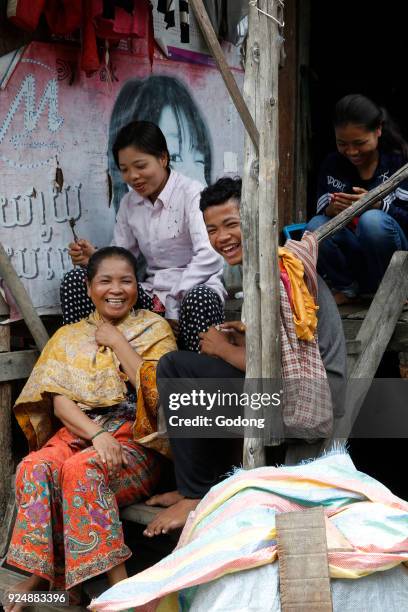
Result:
[308, 2, 407, 499]
[307, 0, 408, 219]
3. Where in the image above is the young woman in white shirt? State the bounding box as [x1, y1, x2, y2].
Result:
[61, 121, 225, 351]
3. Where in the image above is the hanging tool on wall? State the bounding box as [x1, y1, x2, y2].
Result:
[54, 156, 64, 193]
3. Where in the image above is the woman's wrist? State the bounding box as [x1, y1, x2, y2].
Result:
[91, 429, 106, 441]
[110, 330, 127, 352]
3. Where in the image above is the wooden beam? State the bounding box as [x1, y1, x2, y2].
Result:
[351, 251, 408, 378]
[333, 251, 408, 439]
[257, 0, 281, 382]
[342, 318, 408, 353]
[242, 1, 283, 468]
[276, 507, 333, 612]
[0, 242, 49, 350]
[0, 490, 16, 563]
[0, 349, 39, 382]
[241, 1, 264, 469]
[189, 0, 260, 151]
[350, 252, 408, 380]
[314, 163, 408, 243]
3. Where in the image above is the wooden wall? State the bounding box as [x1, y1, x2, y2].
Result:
[278, 0, 311, 231]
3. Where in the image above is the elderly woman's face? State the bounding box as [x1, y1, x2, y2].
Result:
[87, 256, 138, 322]
[159, 106, 206, 184]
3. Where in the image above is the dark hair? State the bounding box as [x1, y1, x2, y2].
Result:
[108, 75, 213, 210]
[199, 177, 242, 213]
[87, 246, 138, 282]
[112, 120, 170, 169]
[334, 94, 408, 160]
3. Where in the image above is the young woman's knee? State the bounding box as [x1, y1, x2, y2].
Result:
[358, 209, 391, 240]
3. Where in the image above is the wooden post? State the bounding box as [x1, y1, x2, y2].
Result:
[0, 242, 49, 350]
[257, 0, 281, 381]
[242, 0, 282, 468]
[0, 294, 12, 519]
[241, 1, 264, 468]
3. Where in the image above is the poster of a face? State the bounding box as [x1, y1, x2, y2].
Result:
[108, 74, 214, 211]
[0, 43, 244, 311]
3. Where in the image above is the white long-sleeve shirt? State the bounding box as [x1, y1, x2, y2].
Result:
[112, 170, 226, 319]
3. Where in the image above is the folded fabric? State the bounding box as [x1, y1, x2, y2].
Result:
[90, 450, 408, 611]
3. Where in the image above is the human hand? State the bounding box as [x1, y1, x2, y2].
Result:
[199, 326, 232, 358]
[92, 431, 128, 476]
[68, 239, 96, 266]
[94, 320, 125, 350]
[326, 188, 368, 216]
[218, 320, 246, 347]
[167, 319, 180, 338]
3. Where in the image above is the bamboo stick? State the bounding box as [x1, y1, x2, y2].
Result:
[314, 162, 408, 243]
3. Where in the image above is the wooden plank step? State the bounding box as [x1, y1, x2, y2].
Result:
[0, 349, 39, 382]
[120, 503, 160, 525]
[345, 339, 361, 355]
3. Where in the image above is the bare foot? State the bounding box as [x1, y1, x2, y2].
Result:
[4, 575, 49, 612]
[145, 490, 184, 507]
[143, 498, 200, 537]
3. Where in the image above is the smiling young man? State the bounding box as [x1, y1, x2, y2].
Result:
[144, 177, 347, 537]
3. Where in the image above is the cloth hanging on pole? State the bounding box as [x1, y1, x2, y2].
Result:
[179, 0, 189, 43]
[157, 0, 190, 43]
[157, 0, 175, 28]
[6, 0, 154, 75]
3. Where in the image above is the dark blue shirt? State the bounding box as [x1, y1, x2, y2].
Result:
[316, 151, 408, 233]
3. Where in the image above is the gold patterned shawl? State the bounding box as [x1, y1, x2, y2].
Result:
[14, 309, 177, 453]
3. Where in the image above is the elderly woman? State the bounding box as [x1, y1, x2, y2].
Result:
[6, 246, 176, 610]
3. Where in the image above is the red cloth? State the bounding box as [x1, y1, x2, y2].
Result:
[81, 0, 100, 73]
[94, 0, 149, 40]
[279, 260, 293, 309]
[7, 0, 46, 31]
[151, 294, 166, 314]
[7, 421, 162, 589]
[7, 0, 153, 74]
[44, 0, 81, 35]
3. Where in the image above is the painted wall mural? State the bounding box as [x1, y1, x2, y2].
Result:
[0, 42, 244, 312]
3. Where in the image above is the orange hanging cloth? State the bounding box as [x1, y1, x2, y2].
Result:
[278, 245, 319, 342]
